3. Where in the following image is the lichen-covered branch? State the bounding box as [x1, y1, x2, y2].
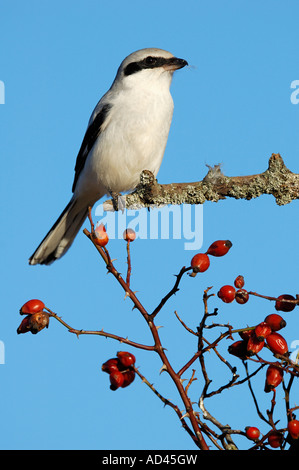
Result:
[103, 154, 299, 210]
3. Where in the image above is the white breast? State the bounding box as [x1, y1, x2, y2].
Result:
[78, 73, 174, 198]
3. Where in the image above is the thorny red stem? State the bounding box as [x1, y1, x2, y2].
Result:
[82, 228, 210, 450]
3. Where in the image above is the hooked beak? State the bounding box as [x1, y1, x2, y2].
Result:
[163, 57, 188, 71]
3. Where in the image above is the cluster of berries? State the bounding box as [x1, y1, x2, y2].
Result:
[217, 275, 249, 304]
[217, 273, 297, 311]
[228, 313, 288, 361]
[102, 351, 136, 391]
[17, 299, 49, 335]
[93, 224, 136, 247]
[190, 240, 232, 276]
[245, 420, 299, 448]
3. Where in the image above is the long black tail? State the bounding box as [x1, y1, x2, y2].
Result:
[29, 197, 88, 265]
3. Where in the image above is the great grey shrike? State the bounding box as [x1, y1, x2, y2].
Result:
[29, 48, 188, 265]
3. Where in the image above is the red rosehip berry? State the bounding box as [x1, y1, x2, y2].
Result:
[234, 275, 245, 289]
[275, 294, 296, 312]
[121, 370, 136, 388]
[117, 351, 136, 367]
[17, 315, 32, 334]
[190, 253, 210, 273]
[123, 228, 136, 242]
[239, 329, 253, 341]
[235, 289, 249, 304]
[102, 358, 120, 374]
[267, 430, 283, 448]
[217, 285, 236, 303]
[266, 332, 288, 356]
[246, 333, 264, 356]
[245, 426, 260, 441]
[109, 370, 124, 390]
[20, 299, 45, 315]
[264, 364, 284, 393]
[288, 420, 299, 440]
[206, 240, 232, 257]
[93, 223, 109, 247]
[264, 314, 286, 331]
[228, 340, 248, 360]
[254, 322, 272, 342]
[17, 312, 49, 335]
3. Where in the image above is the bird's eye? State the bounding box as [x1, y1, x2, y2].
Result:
[145, 56, 157, 65]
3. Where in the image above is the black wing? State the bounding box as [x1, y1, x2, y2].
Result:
[72, 103, 111, 192]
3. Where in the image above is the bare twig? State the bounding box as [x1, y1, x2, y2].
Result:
[46, 308, 155, 351]
[133, 366, 199, 447]
[174, 310, 197, 336]
[150, 266, 192, 319]
[125, 241, 132, 287]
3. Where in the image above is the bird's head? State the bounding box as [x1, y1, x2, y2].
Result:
[112, 48, 188, 90]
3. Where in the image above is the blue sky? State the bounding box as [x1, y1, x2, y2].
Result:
[1, 0, 299, 450]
